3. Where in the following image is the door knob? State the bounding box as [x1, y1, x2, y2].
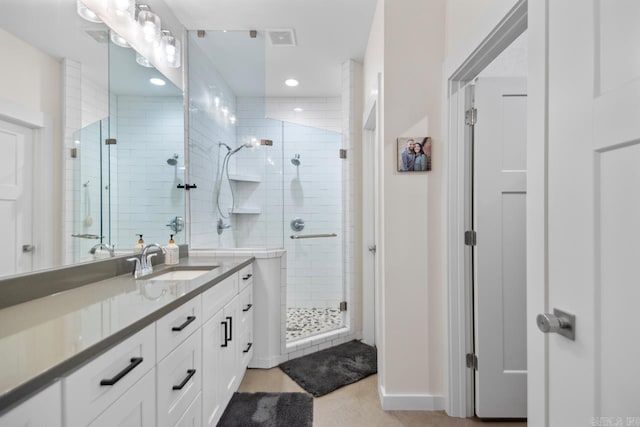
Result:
[368, 245, 377, 253]
[536, 308, 575, 341]
[22, 244, 35, 253]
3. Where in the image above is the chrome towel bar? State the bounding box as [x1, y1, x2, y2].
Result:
[290, 233, 338, 240]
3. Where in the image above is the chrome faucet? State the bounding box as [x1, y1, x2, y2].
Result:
[127, 243, 166, 278]
[89, 242, 115, 257]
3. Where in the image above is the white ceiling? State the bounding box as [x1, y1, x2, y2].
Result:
[163, 0, 378, 97]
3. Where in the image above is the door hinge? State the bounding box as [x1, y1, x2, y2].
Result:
[466, 353, 478, 370]
[105, 138, 117, 145]
[464, 230, 477, 246]
[339, 149, 347, 159]
[339, 301, 347, 312]
[465, 108, 477, 126]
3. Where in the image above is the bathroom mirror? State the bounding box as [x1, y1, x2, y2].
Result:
[0, 1, 185, 279]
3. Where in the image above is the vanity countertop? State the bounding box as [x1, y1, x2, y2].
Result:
[0, 255, 254, 414]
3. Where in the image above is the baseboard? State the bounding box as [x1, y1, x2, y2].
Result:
[248, 355, 287, 369]
[378, 383, 445, 411]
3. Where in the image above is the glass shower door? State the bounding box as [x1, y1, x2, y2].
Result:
[284, 122, 344, 342]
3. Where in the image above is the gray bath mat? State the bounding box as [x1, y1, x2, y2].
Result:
[279, 340, 377, 397]
[217, 392, 313, 427]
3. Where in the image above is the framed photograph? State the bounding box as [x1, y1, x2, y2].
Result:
[397, 137, 432, 172]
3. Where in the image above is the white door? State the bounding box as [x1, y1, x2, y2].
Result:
[0, 118, 33, 276]
[536, 1, 640, 424]
[474, 77, 527, 418]
[362, 97, 378, 346]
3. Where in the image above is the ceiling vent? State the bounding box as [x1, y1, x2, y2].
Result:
[85, 30, 109, 44]
[267, 29, 296, 47]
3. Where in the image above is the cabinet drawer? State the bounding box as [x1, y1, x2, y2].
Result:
[175, 392, 202, 427]
[238, 264, 253, 292]
[157, 328, 202, 427]
[238, 285, 253, 337]
[88, 369, 156, 427]
[202, 274, 237, 321]
[63, 324, 155, 427]
[156, 296, 202, 361]
[239, 328, 254, 370]
[0, 381, 61, 427]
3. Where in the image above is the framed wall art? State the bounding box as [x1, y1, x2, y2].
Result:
[397, 137, 432, 172]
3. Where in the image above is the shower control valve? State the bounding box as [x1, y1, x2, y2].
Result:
[290, 217, 305, 232]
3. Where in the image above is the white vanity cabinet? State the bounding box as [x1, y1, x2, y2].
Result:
[0, 382, 62, 427]
[0, 262, 254, 427]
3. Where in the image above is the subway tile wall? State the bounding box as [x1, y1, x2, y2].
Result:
[111, 95, 185, 250]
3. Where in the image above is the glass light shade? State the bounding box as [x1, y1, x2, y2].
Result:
[110, 0, 135, 19]
[77, 0, 102, 23]
[110, 32, 131, 48]
[137, 9, 161, 43]
[135, 52, 154, 68]
[161, 32, 181, 68]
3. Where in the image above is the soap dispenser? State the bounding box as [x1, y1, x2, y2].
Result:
[165, 234, 179, 265]
[134, 234, 144, 254]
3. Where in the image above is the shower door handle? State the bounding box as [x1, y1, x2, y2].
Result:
[177, 184, 197, 190]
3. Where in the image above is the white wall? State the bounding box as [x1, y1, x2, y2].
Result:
[363, 0, 446, 407]
[0, 27, 62, 267]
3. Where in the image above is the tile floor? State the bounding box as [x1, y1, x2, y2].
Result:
[286, 308, 343, 341]
[238, 368, 528, 427]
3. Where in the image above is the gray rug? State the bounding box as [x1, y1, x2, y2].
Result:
[217, 392, 313, 427]
[279, 340, 377, 397]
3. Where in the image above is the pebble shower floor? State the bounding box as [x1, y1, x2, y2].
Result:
[286, 308, 343, 341]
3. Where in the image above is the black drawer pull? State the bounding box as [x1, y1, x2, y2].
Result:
[100, 357, 143, 386]
[221, 321, 228, 347]
[242, 304, 253, 312]
[172, 316, 196, 332]
[242, 274, 253, 280]
[226, 316, 233, 341]
[172, 369, 196, 390]
[243, 343, 253, 353]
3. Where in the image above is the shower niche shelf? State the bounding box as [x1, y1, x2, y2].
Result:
[228, 207, 262, 215]
[228, 174, 261, 183]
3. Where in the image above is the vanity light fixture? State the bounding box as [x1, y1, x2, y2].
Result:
[136, 51, 154, 67]
[161, 30, 181, 68]
[293, 107, 304, 112]
[110, 0, 135, 19]
[110, 31, 131, 48]
[137, 4, 161, 44]
[285, 79, 299, 87]
[77, 0, 103, 23]
[149, 77, 166, 86]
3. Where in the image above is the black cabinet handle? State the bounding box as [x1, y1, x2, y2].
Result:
[242, 274, 252, 280]
[221, 321, 228, 347]
[172, 369, 196, 390]
[226, 316, 233, 341]
[177, 184, 197, 190]
[243, 343, 253, 353]
[172, 316, 196, 332]
[242, 304, 253, 312]
[100, 357, 143, 386]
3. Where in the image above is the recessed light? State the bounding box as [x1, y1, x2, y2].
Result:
[285, 79, 299, 87]
[293, 107, 303, 112]
[149, 77, 166, 86]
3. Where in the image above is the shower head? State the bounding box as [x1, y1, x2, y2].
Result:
[291, 154, 301, 166]
[167, 154, 179, 166]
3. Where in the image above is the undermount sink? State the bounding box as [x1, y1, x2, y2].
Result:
[146, 266, 217, 281]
